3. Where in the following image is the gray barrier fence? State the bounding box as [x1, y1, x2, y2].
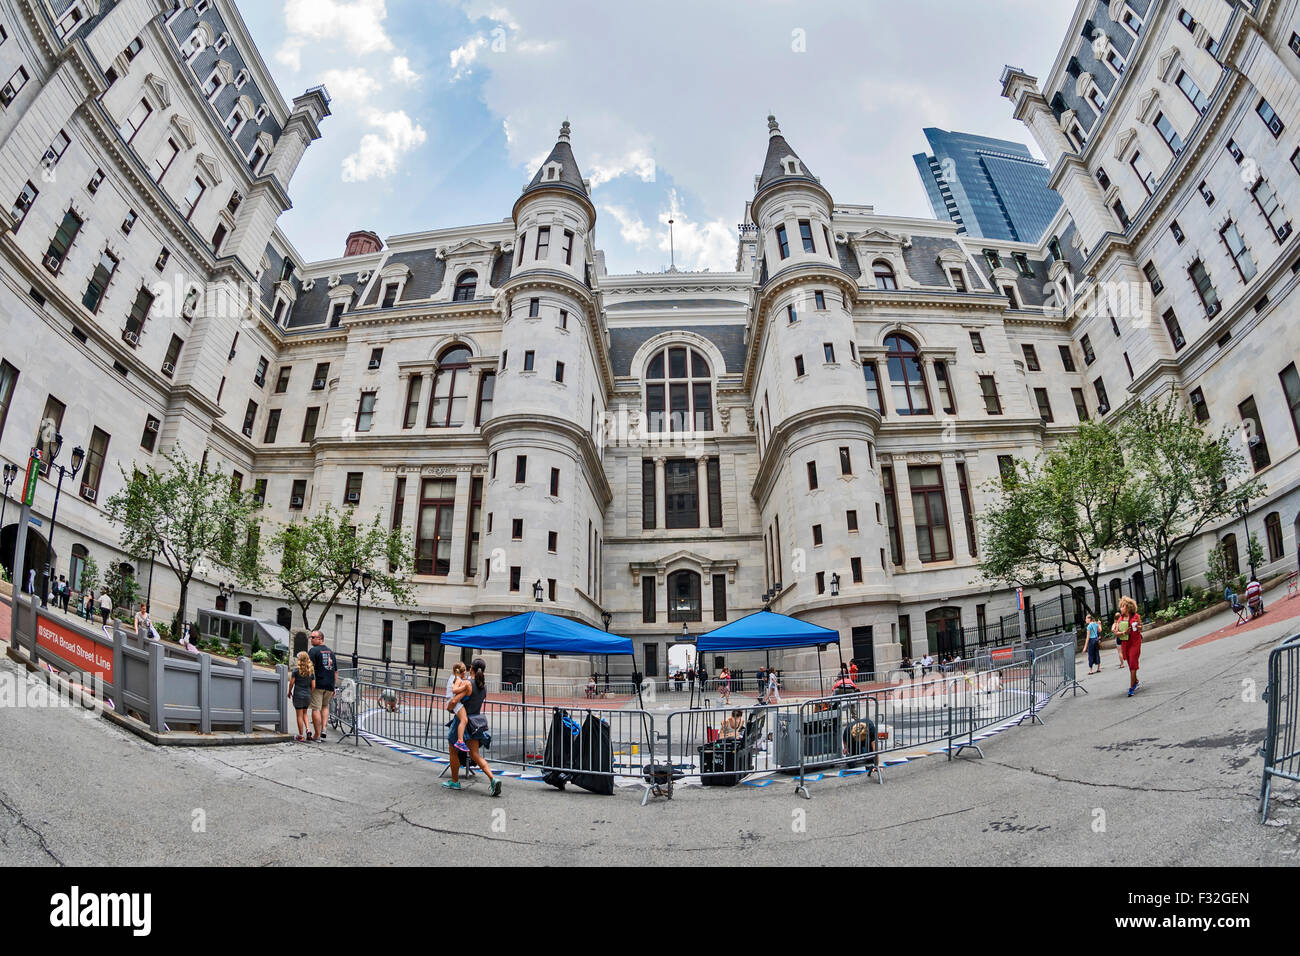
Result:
[9, 592, 288, 734]
[1260, 632, 1300, 823]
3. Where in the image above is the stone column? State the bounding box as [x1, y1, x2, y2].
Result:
[447, 470, 471, 585]
[695, 456, 709, 528]
[654, 456, 667, 528]
[892, 459, 921, 573]
[942, 453, 971, 562]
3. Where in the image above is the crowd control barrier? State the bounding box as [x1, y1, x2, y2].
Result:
[1260, 633, 1300, 823]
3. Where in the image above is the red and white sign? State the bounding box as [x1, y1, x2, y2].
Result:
[36, 615, 114, 684]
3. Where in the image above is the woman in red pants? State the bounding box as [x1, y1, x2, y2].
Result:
[1118, 596, 1143, 697]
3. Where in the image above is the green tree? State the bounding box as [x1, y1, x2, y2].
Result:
[1246, 532, 1265, 579]
[269, 504, 414, 632]
[1119, 395, 1265, 607]
[104, 448, 263, 632]
[980, 422, 1128, 617]
[78, 552, 100, 595]
[1205, 541, 1231, 596]
[102, 562, 139, 613]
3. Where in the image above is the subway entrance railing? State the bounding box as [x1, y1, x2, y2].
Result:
[338, 643, 1071, 802]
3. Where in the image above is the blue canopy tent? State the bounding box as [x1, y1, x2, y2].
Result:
[438, 611, 635, 704]
[697, 610, 842, 697]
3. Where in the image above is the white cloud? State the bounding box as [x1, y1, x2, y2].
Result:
[341, 110, 428, 182]
[277, 0, 395, 72]
[602, 205, 651, 247]
[320, 68, 382, 103]
[449, 34, 486, 81]
[658, 192, 734, 272]
[390, 56, 420, 86]
[588, 148, 656, 188]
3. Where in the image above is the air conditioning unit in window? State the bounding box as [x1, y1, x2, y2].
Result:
[82, 487, 96, 502]
[368, 358, 381, 370]
[290, 496, 304, 508]
[345, 491, 360, 503]
[254, 374, 265, 387]
[123, 330, 139, 345]
[44, 253, 63, 272]
[161, 362, 175, 376]
[1249, 435, 1263, 447]
[145, 418, 160, 432]
[312, 378, 326, 390]
[1206, 302, 1221, 317]
[242, 425, 253, 437]
[1278, 223, 1292, 241]
[1097, 402, 1111, 415]
[252, 494, 264, 505]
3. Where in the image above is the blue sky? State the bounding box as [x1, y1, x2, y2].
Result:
[235, 0, 1075, 272]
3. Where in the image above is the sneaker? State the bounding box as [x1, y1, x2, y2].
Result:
[306, 732, 315, 741]
[1127, 687, 1135, 697]
[489, 778, 502, 797]
[295, 735, 304, 742]
[441, 780, 462, 790]
[454, 741, 469, 753]
[320, 732, 327, 740]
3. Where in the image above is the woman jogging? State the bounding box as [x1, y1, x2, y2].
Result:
[443, 658, 501, 796]
[1085, 613, 1102, 674]
[1117, 596, 1143, 696]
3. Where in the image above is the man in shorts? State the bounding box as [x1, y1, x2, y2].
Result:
[308, 630, 337, 741]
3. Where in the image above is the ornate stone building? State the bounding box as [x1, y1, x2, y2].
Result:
[2, 0, 1296, 681]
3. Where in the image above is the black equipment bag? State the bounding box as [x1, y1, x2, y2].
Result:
[569, 712, 614, 795]
[541, 708, 582, 790]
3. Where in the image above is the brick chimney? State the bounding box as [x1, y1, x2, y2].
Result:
[344, 230, 383, 257]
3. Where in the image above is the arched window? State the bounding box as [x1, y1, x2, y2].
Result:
[884, 334, 931, 415]
[428, 345, 471, 427]
[645, 345, 712, 432]
[667, 570, 702, 622]
[925, 606, 963, 657]
[1220, 533, 1240, 579]
[452, 271, 477, 302]
[873, 260, 898, 290]
[69, 543, 88, 592]
[1265, 511, 1284, 562]
[238, 600, 253, 617]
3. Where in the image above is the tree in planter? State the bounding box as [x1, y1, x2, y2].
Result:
[1246, 533, 1265, 581]
[104, 448, 264, 635]
[981, 422, 1130, 619]
[77, 553, 100, 598]
[102, 563, 140, 614]
[1119, 395, 1265, 608]
[270, 505, 415, 633]
[1205, 542, 1233, 597]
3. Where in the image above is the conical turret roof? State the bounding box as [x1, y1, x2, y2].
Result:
[522, 120, 588, 199]
[755, 114, 819, 193]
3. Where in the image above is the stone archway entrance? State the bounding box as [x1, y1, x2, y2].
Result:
[1, 523, 52, 593]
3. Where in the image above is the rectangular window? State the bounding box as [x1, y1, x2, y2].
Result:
[1189, 387, 1209, 423]
[642, 576, 656, 623]
[1034, 387, 1054, 423]
[794, 355, 805, 376]
[151, 138, 179, 182]
[815, 290, 826, 310]
[1058, 345, 1076, 371]
[11, 180, 38, 231]
[969, 331, 984, 353]
[1189, 258, 1221, 315]
[1094, 378, 1111, 413]
[535, 226, 550, 259]
[344, 472, 363, 506]
[707, 457, 722, 528]
[1177, 70, 1209, 114]
[81, 249, 119, 313]
[957, 461, 977, 556]
[182, 178, 205, 221]
[123, 288, 154, 343]
[511, 518, 523, 540]
[523, 351, 535, 372]
[806, 460, 818, 490]
[528, 298, 540, 318]
[1163, 309, 1186, 350]
[382, 283, 399, 308]
[1171, 220, 1185, 243]
[140, 415, 160, 453]
[712, 574, 727, 621]
[1143, 261, 1164, 296]
[850, 557, 863, 583]
[847, 509, 859, 533]
[241, 400, 257, 437]
[665, 459, 699, 528]
[882, 465, 902, 566]
[118, 99, 151, 143]
[415, 478, 457, 575]
[515, 455, 527, 484]
[979, 375, 1002, 415]
[1155, 113, 1184, 155]
[1112, 198, 1131, 229]
[475, 371, 495, 426]
[1220, 221, 1257, 282]
[812, 524, 824, 547]
[1072, 387, 1089, 422]
[161, 336, 183, 376]
[290, 479, 306, 509]
[908, 465, 951, 563]
[1239, 396, 1271, 471]
[799, 219, 815, 252]
[555, 360, 565, 383]
[1258, 97, 1285, 138]
[44, 209, 83, 274]
[301, 407, 320, 442]
[1281, 363, 1300, 445]
[0, 360, 18, 442]
[839, 446, 853, 475]
[1081, 334, 1095, 365]
[402, 374, 422, 429]
[1251, 178, 1290, 240]
[776, 224, 789, 259]
[0, 65, 30, 106]
[642, 458, 657, 529]
[80, 427, 110, 500]
[356, 391, 377, 432]
[823, 342, 835, 363]
[263, 408, 280, 443]
[816, 571, 825, 595]
[1130, 150, 1158, 193]
[950, 268, 967, 291]
[561, 229, 575, 265]
[1021, 344, 1040, 371]
[862, 363, 883, 414]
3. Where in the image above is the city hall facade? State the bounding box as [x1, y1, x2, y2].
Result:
[2, 0, 1299, 680]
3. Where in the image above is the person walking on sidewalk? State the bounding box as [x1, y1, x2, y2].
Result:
[1084, 613, 1102, 674]
[308, 631, 337, 741]
[1118, 597, 1143, 697]
[443, 658, 501, 796]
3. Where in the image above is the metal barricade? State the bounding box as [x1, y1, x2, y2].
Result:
[1260, 633, 1300, 823]
[351, 679, 658, 797]
[663, 699, 813, 794]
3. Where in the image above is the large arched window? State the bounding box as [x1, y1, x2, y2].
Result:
[926, 606, 963, 657]
[452, 271, 477, 302]
[1265, 511, 1284, 562]
[884, 334, 931, 415]
[667, 570, 702, 622]
[428, 345, 471, 427]
[69, 543, 88, 592]
[873, 260, 898, 290]
[645, 345, 713, 432]
[1220, 533, 1240, 579]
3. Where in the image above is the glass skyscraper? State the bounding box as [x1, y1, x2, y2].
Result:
[913, 128, 1062, 243]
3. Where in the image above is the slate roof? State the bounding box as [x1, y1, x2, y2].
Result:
[755, 116, 819, 195]
[608, 325, 748, 376]
[520, 122, 588, 203]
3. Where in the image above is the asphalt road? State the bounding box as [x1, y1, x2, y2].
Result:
[1, 600, 1298, 866]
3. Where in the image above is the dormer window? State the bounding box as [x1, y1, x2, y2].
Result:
[782, 157, 802, 176]
[234, 70, 249, 89]
[202, 69, 223, 101]
[453, 271, 478, 301]
[254, 104, 267, 123]
[214, 33, 230, 53]
[872, 260, 898, 290]
[181, 28, 205, 60]
[248, 143, 267, 174]
[543, 161, 562, 181]
[645, 345, 713, 432]
[225, 108, 244, 135]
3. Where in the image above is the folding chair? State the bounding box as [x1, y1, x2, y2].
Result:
[1233, 602, 1249, 626]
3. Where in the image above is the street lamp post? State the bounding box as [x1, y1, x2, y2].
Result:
[217, 580, 235, 609]
[532, 579, 544, 603]
[829, 573, 840, 598]
[41, 436, 84, 608]
[601, 609, 612, 694]
[1237, 500, 1257, 580]
[349, 566, 373, 670]
[0, 463, 17, 572]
